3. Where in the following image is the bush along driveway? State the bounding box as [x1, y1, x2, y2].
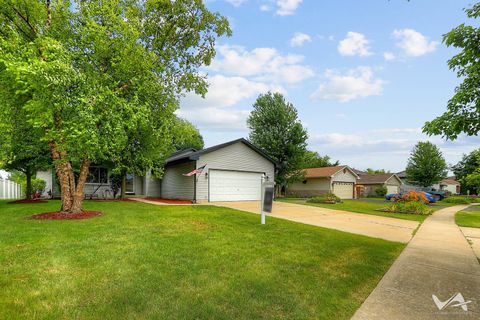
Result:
[0, 200, 404, 320]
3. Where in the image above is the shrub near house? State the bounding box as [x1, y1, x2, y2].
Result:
[307, 192, 342, 204]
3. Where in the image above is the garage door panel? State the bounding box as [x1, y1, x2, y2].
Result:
[210, 170, 262, 202]
[332, 182, 354, 199]
[386, 185, 399, 194]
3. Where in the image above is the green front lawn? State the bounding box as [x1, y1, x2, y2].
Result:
[278, 198, 428, 222]
[456, 210, 480, 228]
[0, 200, 403, 319]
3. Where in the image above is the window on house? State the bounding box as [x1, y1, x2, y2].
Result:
[87, 167, 108, 184]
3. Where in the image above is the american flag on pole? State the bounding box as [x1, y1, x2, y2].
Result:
[183, 165, 206, 177]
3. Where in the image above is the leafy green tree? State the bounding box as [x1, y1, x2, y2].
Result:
[247, 92, 308, 192]
[423, 4, 480, 139]
[465, 169, 480, 194]
[171, 118, 204, 151]
[301, 150, 339, 168]
[453, 150, 480, 194]
[110, 116, 174, 199]
[406, 141, 447, 187]
[0, 0, 230, 213]
[8, 171, 46, 197]
[0, 84, 50, 199]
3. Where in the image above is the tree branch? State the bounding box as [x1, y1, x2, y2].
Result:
[11, 5, 37, 35]
[45, 0, 51, 31]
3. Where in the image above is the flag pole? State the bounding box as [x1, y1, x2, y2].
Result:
[193, 174, 197, 204]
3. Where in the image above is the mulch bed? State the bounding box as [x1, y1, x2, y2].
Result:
[85, 198, 135, 202]
[146, 197, 193, 204]
[8, 199, 48, 204]
[29, 211, 102, 220]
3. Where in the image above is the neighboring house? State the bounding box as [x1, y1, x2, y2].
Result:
[352, 168, 367, 175]
[356, 173, 403, 197]
[434, 178, 461, 195]
[38, 138, 275, 202]
[396, 171, 461, 194]
[286, 166, 359, 199]
[397, 171, 419, 192]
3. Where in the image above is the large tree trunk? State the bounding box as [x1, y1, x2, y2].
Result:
[25, 169, 32, 200]
[56, 161, 74, 212]
[71, 159, 90, 213]
[49, 141, 90, 214]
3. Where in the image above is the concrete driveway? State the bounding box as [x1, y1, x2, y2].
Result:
[211, 201, 419, 243]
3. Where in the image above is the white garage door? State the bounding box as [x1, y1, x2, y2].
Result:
[209, 170, 262, 202]
[386, 185, 399, 194]
[332, 182, 354, 199]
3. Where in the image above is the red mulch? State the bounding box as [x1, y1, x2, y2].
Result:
[146, 197, 193, 204]
[29, 211, 102, 220]
[8, 199, 48, 204]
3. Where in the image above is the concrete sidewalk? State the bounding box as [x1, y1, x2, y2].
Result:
[461, 226, 480, 260]
[211, 201, 419, 243]
[353, 205, 480, 319]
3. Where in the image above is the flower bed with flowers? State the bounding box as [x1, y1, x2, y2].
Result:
[381, 191, 433, 215]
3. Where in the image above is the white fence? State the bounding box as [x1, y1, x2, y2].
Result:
[0, 178, 22, 199]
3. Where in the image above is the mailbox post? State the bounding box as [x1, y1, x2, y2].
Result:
[260, 178, 275, 225]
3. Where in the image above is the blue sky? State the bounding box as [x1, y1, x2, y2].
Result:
[178, 0, 479, 172]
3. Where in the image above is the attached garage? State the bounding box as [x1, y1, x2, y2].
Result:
[386, 184, 399, 195]
[161, 138, 275, 202]
[209, 170, 262, 202]
[333, 182, 354, 199]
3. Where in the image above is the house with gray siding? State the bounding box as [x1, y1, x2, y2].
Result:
[37, 138, 275, 202]
[37, 168, 162, 199]
[162, 138, 275, 202]
[287, 166, 359, 199]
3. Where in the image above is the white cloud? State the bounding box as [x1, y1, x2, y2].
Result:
[338, 32, 372, 57]
[223, 0, 247, 7]
[276, 0, 302, 16]
[393, 29, 438, 57]
[210, 44, 314, 84]
[310, 67, 385, 103]
[290, 32, 311, 47]
[260, 4, 271, 11]
[180, 75, 282, 130]
[183, 43, 313, 131]
[183, 75, 273, 109]
[383, 52, 395, 61]
[177, 107, 249, 131]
